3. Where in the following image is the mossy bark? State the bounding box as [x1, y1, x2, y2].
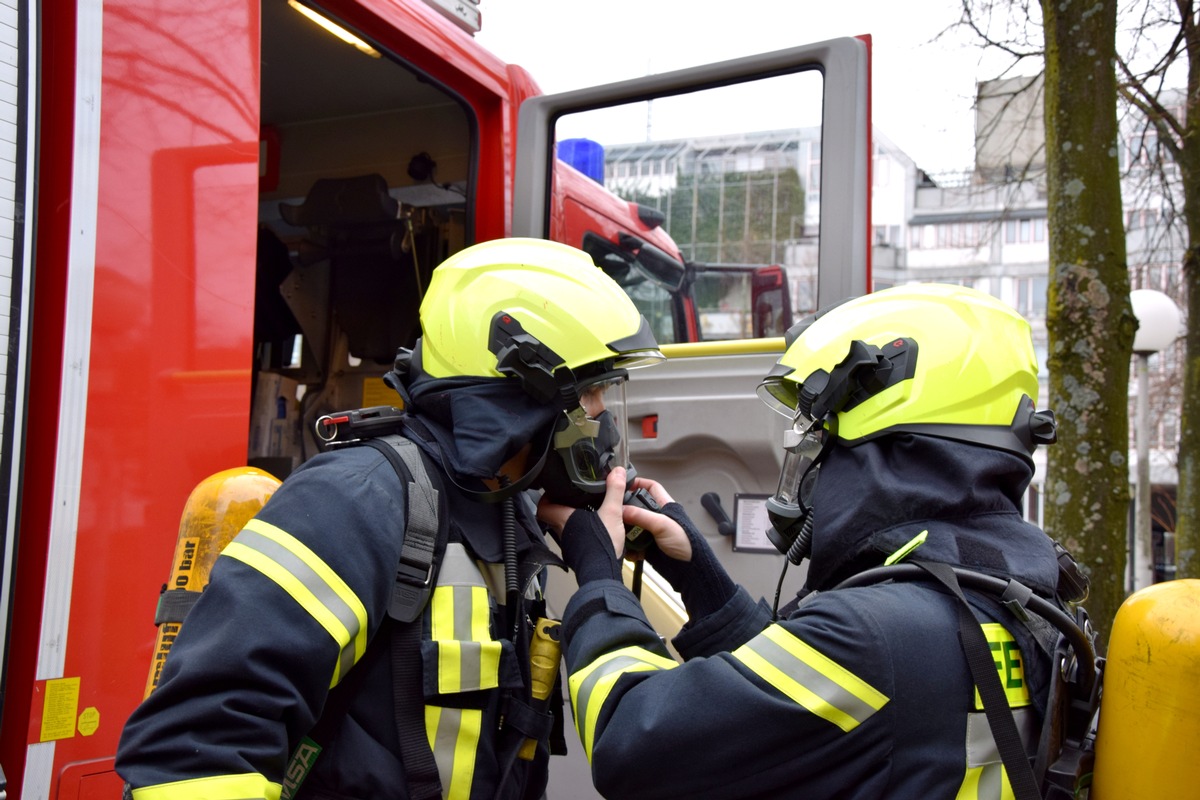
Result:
[1041, 0, 1136, 651]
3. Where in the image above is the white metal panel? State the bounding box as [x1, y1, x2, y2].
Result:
[1, 0, 35, 783]
[21, 0, 103, 794]
[0, 0, 18, 460]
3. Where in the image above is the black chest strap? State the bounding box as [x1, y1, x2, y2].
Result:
[363, 433, 447, 800]
[362, 434, 448, 624]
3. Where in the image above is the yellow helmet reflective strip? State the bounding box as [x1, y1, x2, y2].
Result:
[975, 624, 1031, 710]
[429, 544, 503, 693]
[568, 645, 679, 761]
[223, 519, 368, 687]
[425, 704, 483, 800]
[130, 772, 282, 800]
[731, 625, 889, 732]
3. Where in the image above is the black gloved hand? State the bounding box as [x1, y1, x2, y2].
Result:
[645, 503, 735, 619]
[558, 508, 623, 586]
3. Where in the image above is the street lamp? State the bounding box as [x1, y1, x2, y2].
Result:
[1129, 289, 1182, 593]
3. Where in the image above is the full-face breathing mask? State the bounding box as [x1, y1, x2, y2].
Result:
[538, 373, 635, 508]
[486, 309, 658, 508]
[765, 413, 831, 564]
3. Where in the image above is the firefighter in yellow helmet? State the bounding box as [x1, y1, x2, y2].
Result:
[540, 283, 1095, 799]
[116, 238, 664, 800]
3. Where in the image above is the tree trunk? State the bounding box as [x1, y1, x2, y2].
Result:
[1179, 232, 1200, 578]
[1172, 12, 1200, 581]
[1041, 0, 1137, 650]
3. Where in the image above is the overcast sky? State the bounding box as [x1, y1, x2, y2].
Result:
[474, 1, 1012, 175]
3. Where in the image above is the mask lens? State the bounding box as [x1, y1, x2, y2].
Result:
[581, 376, 629, 476]
[552, 374, 630, 492]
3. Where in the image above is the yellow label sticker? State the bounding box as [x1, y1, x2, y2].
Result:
[362, 377, 400, 409]
[39, 677, 81, 741]
[78, 706, 100, 736]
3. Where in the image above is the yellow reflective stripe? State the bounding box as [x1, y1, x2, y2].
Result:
[224, 519, 368, 687]
[956, 763, 1015, 800]
[435, 639, 504, 693]
[568, 646, 678, 761]
[976, 623, 1030, 709]
[426, 705, 483, 800]
[430, 584, 456, 641]
[130, 773, 282, 800]
[430, 583, 501, 693]
[732, 624, 888, 732]
[959, 707, 1035, 798]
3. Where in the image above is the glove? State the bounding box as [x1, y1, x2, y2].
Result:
[559, 508, 623, 586]
[646, 503, 735, 619]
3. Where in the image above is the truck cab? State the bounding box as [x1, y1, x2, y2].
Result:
[0, 0, 870, 793]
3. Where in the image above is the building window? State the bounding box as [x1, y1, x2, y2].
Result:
[1034, 342, 1048, 379]
[1015, 276, 1048, 318]
[1002, 217, 1046, 244]
[1025, 483, 1041, 526]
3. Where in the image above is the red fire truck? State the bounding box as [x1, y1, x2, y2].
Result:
[0, 0, 872, 795]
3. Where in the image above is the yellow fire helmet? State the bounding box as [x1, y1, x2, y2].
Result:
[418, 238, 664, 402]
[757, 282, 1057, 460]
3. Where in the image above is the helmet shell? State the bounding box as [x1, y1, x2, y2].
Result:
[769, 283, 1040, 447]
[419, 238, 656, 379]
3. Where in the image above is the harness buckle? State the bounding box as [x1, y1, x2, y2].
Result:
[396, 558, 434, 587]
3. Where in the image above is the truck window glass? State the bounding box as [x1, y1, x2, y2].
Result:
[553, 69, 823, 340]
[581, 232, 681, 345]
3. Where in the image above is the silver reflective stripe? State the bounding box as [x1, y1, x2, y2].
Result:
[423, 544, 491, 796]
[976, 762, 1005, 800]
[568, 646, 677, 760]
[731, 625, 888, 732]
[228, 523, 364, 682]
[428, 543, 501, 693]
[965, 707, 1037, 766]
[958, 708, 1038, 800]
[426, 698, 484, 799]
[450, 585, 481, 690]
[745, 630, 880, 726]
[573, 653, 645, 741]
[431, 705, 463, 792]
[439, 543, 485, 585]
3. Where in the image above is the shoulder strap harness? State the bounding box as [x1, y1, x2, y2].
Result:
[835, 561, 1101, 800]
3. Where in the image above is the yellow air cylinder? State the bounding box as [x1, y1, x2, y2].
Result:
[143, 466, 282, 697]
[1092, 579, 1200, 799]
